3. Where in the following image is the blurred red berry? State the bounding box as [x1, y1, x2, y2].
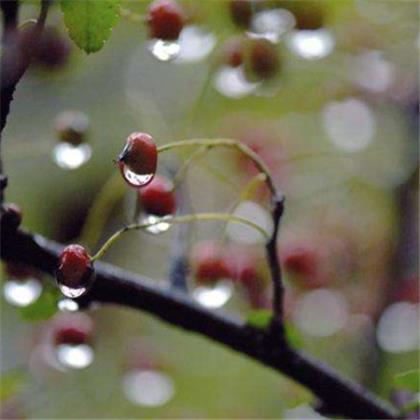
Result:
[147, 0, 185, 40]
[138, 174, 176, 216]
[56, 244, 93, 290]
[247, 38, 280, 80]
[229, 0, 260, 28]
[1, 202, 22, 231]
[52, 313, 93, 345]
[221, 36, 244, 68]
[287, 1, 325, 30]
[4, 261, 37, 280]
[55, 110, 89, 146]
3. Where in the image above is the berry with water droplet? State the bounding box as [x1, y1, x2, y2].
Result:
[147, 0, 185, 41]
[56, 244, 94, 298]
[246, 38, 280, 80]
[1, 202, 22, 232]
[138, 175, 176, 217]
[55, 110, 89, 146]
[118, 132, 157, 187]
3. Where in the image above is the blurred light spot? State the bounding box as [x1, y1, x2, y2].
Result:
[351, 51, 395, 93]
[284, 404, 327, 419]
[250, 9, 295, 43]
[227, 201, 273, 244]
[123, 370, 175, 407]
[287, 29, 335, 60]
[141, 214, 172, 235]
[322, 98, 376, 152]
[58, 298, 79, 312]
[213, 66, 261, 99]
[192, 280, 233, 309]
[55, 343, 94, 369]
[147, 39, 180, 62]
[293, 289, 348, 337]
[174, 26, 216, 64]
[52, 143, 92, 170]
[3, 279, 42, 307]
[376, 302, 419, 353]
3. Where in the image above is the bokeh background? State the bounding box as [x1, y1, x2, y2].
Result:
[1, 0, 419, 418]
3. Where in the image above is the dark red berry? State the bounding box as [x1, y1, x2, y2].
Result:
[1, 202, 22, 231]
[191, 242, 231, 285]
[221, 37, 244, 68]
[52, 313, 93, 346]
[138, 174, 176, 216]
[118, 132, 157, 187]
[54, 326, 89, 346]
[288, 1, 324, 30]
[147, 0, 185, 40]
[56, 244, 93, 290]
[4, 261, 38, 280]
[55, 111, 89, 146]
[229, 0, 259, 29]
[247, 38, 280, 80]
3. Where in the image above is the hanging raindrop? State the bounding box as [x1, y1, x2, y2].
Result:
[52, 142, 92, 170]
[3, 278, 42, 307]
[148, 39, 180, 62]
[192, 280, 234, 309]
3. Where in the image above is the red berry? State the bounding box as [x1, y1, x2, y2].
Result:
[147, 0, 185, 41]
[52, 313, 93, 346]
[54, 326, 89, 346]
[1, 202, 22, 231]
[229, 0, 258, 29]
[247, 38, 280, 80]
[55, 110, 89, 146]
[221, 37, 244, 68]
[138, 174, 176, 217]
[118, 132, 157, 187]
[4, 261, 38, 280]
[56, 244, 94, 290]
[191, 242, 231, 285]
[286, 1, 324, 30]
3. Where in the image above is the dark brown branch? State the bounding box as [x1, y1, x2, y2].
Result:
[1, 226, 397, 419]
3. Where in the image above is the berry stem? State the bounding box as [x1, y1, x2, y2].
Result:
[157, 138, 277, 195]
[91, 212, 269, 262]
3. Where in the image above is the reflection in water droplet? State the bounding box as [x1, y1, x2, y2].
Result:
[322, 98, 376, 152]
[148, 39, 180, 62]
[3, 279, 42, 307]
[293, 289, 348, 337]
[123, 370, 175, 407]
[175, 26, 216, 64]
[213, 66, 261, 99]
[250, 9, 295, 43]
[58, 284, 87, 299]
[122, 164, 154, 187]
[58, 298, 79, 312]
[376, 302, 419, 353]
[192, 280, 233, 309]
[226, 201, 273, 244]
[141, 214, 172, 235]
[287, 29, 335, 60]
[55, 343, 94, 369]
[52, 143, 92, 170]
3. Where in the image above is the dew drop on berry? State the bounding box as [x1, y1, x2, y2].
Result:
[57, 298, 79, 312]
[286, 28, 335, 60]
[57, 284, 87, 299]
[52, 142, 92, 170]
[121, 164, 154, 187]
[192, 280, 233, 309]
[55, 343, 94, 369]
[141, 214, 173, 235]
[3, 278, 42, 307]
[147, 38, 180, 62]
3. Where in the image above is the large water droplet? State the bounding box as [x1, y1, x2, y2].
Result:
[249, 9, 295, 43]
[148, 39, 180, 62]
[52, 142, 92, 170]
[141, 214, 172, 235]
[192, 280, 233, 309]
[55, 343, 94, 369]
[213, 66, 261, 99]
[57, 298, 79, 312]
[286, 29, 335, 60]
[58, 284, 87, 299]
[121, 164, 154, 187]
[3, 278, 42, 307]
[174, 25, 216, 64]
[122, 370, 175, 407]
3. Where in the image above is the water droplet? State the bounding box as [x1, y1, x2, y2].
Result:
[148, 39, 180, 62]
[249, 9, 295, 43]
[52, 142, 92, 170]
[122, 370, 175, 407]
[141, 214, 172, 235]
[286, 29, 335, 60]
[57, 298, 79, 312]
[213, 65, 261, 99]
[58, 284, 87, 299]
[55, 343, 94, 369]
[3, 279, 42, 307]
[121, 164, 154, 187]
[174, 25, 216, 64]
[192, 280, 233, 309]
[376, 302, 419, 353]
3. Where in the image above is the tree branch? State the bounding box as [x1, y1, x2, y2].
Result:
[1, 226, 397, 419]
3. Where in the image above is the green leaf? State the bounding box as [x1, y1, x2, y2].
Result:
[60, 0, 121, 54]
[285, 323, 303, 349]
[19, 283, 59, 321]
[246, 309, 272, 329]
[394, 370, 420, 393]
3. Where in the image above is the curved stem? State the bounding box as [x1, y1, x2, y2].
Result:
[158, 139, 277, 196]
[91, 212, 269, 261]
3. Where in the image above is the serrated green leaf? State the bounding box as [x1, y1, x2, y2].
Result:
[247, 309, 272, 329]
[60, 0, 121, 54]
[394, 370, 420, 393]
